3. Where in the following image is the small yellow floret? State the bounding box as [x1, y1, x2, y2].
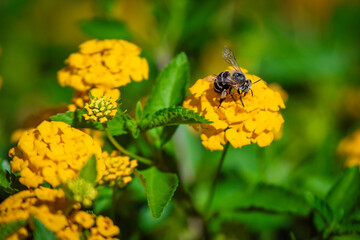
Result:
[98, 151, 138, 187]
[83, 95, 118, 124]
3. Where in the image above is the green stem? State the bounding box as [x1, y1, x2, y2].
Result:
[205, 142, 230, 212]
[104, 128, 153, 165]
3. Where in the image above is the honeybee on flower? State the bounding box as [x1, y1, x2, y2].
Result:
[205, 46, 261, 107]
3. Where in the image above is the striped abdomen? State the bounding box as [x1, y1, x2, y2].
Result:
[214, 71, 230, 93]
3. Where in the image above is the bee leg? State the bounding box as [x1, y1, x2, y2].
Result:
[218, 90, 227, 108]
[228, 87, 236, 102]
[250, 89, 254, 97]
[237, 89, 245, 107]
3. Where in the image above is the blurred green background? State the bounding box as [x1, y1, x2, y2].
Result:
[0, 0, 360, 239]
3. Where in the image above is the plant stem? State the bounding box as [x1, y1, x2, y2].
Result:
[104, 128, 153, 165]
[205, 142, 230, 212]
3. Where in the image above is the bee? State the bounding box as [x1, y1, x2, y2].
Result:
[206, 46, 261, 108]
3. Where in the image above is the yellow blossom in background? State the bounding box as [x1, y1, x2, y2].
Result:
[98, 151, 138, 187]
[183, 69, 285, 151]
[57, 39, 149, 91]
[83, 95, 118, 124]
[0, 188, 120, 240]
[95, 215, 120, 237]
[9, 121, 105, 188]
[73, 211, 95, 229]
[338, 130, 360, 167]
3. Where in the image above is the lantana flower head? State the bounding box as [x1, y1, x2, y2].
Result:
[183, 68, 285, 151]
[338, 130, 360, 167]
[68, 87, 120, 111]
[57, 39, 149, 91]
[66, 178, 98, 208]
[0, 187, 120, 240]
[98, 151, 138, 187]
[83, 94, 118, 124]
[9, 121, 105, 188]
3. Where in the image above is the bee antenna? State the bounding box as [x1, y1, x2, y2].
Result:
[253, 79, 261, 84]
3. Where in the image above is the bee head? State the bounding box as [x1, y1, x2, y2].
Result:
[240, 79, 253, 92]
[233, 72, 246, 83]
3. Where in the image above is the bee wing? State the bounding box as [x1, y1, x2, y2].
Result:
[204, 74, 217, 82]
[204, 74, 234, 84]
[222, 46, 243, 73]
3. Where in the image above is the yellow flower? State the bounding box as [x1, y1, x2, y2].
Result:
[73, 211, 95, 229]
[0, 188, 119, 240]
[183, 69, 285, 151]
[0, 188, 70, 235]
[95, 216, 120, 237]
[9, 121, 104, 188]
[56, 227, 80, 240]
[57, 39, 149, 91]
[83, 95, 118, 124]
[98, 151, 138, 187]
[338, 130, 360, 167]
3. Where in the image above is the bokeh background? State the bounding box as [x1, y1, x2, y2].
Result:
[0, 0, 360, 239]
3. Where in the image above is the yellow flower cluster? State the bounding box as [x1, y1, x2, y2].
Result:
[183, 69, 285, 151]
[57, 39, 149, 91]
[83, 95, 117, 124]
[0, 187, 120, 240]
[99, 151, 138, 187]
[338, 130, 360, 167]
[9, 121, 105, 188]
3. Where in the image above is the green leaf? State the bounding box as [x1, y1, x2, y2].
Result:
[136, 167, 179, 219]
[33, 217, 58, 240]
[139, 106, 212, 130]
[0, 170, 11, 192]
[79, 155, 97, 184]
[143, 52, 190, 116]
[106, 112, 127, 136]
[326, 166, 360, 221]
[142, 52, 190, 146]
[0, 220, 27, 240]
[331, 235, 360, 240]
[79, 18, 131, 40]
[225, 183, 311, 216]
[125, 117, 140, 139]
[214, 183, 311, 216]
[337, 223, 360, 235]
[159, 126, 179, 147]
[136, 101, 143, 121]
[0, 170, 26, 194]
[306, 192, 333, 223]
[248, 184, 312, 216]
[50, 110, 103, 130]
